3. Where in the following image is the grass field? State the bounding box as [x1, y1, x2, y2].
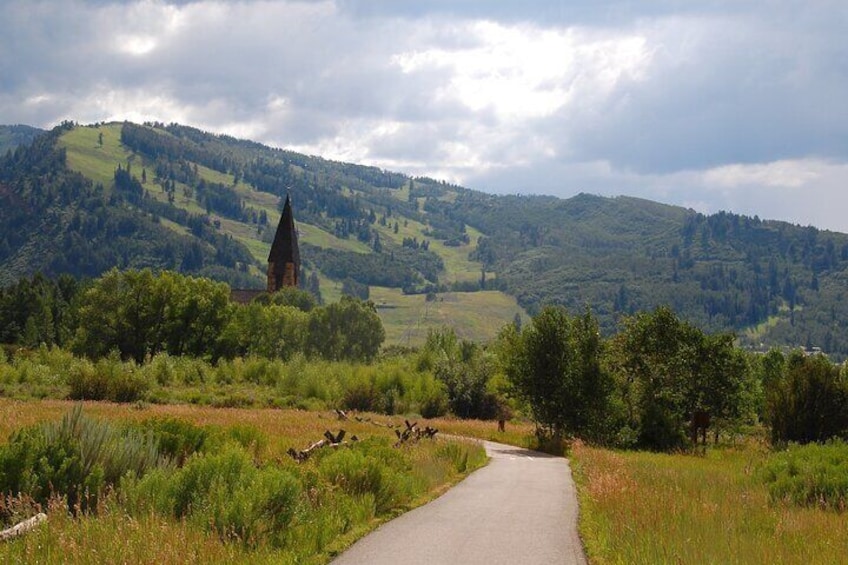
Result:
[60, 123, 134, 188]
[572, 441, 848, 565]
[0, 399, 488, 564]
[372, 214, 487, 285]
[371, 287, 528, 347]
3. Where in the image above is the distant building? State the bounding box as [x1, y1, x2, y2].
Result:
[230, 194, 300, 304]
[267, 194, 300, 291]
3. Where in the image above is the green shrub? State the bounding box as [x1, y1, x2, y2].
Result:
[67, 353, 149, 402]
[67, 357, 108, 400]
[419, 387, 449, 418]
[761, 440, 848, 510]
[211, 391, 256, 409]
[143, 352, 176, 386]
[226, 425, 267, 460]
[137, 418, 207, 466]
[107, 367, 150, 402]
[241, 356, 283, 386]
[0, 406, 161, 513]
[342, 380, 380, 412]
[129, 444, 301, 546]
[318, 439, 413, 513]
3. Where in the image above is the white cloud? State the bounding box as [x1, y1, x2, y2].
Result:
[703, 160, 826, 190]
[1, 1, 848, 231]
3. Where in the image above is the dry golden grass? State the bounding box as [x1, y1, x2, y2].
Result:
[0, 399, 411, 461]
[572, 441, 848, 565]
[423, 415, 535, 448]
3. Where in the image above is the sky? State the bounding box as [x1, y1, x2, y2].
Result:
[2, 0, 847, 231]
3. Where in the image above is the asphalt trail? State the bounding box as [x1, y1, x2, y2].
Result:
[332, 439, 588, 565]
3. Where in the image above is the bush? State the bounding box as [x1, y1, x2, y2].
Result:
[143, 352, 176, 386]
[137, 418, 207, 466]
[318, 439, 413, 513]
[67, 353, 149, 402]
[341, 380, 380, 412]
[761, 440, 848, 510]
[419, 387, 449, 418]
[67, 357, 108, 400]
[107, 367, 150, 402]
[0, 406, 161, 513]
[128, 444, 301, 546]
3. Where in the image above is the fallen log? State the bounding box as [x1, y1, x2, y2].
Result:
[287, 429, 357, 462]
[0, 513, 47, 543]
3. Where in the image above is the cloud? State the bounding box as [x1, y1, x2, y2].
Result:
[1, 0, 848, 231]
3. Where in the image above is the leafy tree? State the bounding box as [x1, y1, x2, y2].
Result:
[499, 306, 614, 441]
[754, 348, 786, 420]
[767, 352, 848, 444]
[424, 328, 501, 420]
[254, 287, 316, 312]
[608, 306, 751, 450]
[0, 273, 82, 347]
[217, 302, 308, 360]
[72, 269, 231, 362]
[306, 296, 384, 362]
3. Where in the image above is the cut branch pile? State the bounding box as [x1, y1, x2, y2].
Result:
[286, 429, 358, 462]
[394, 420, 438, 447]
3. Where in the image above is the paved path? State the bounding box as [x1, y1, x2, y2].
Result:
[332, 439, 587, 565]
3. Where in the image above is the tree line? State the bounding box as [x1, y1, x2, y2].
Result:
[498, 304, 848, 451]
[1, 269, 384, 364]
[3, 268, 846, 452]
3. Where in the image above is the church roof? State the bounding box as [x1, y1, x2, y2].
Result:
[268, 194, 300, 270]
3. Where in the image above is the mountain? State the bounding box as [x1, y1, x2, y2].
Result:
[2, 121, 848, 357]
[0, 124, 44, 155]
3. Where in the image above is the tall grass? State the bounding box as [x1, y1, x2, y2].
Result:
[761, 440, 848, 510]
[0, 348, 450, 416]
[572, 441, 848, 564]
[0, 400, 487, 564]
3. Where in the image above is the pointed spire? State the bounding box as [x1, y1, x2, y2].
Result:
[267, 194, 300, 290]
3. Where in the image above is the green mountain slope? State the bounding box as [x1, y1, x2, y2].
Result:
[2, 121, 848, 356]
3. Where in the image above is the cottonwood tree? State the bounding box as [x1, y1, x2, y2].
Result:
[609, 306, 751, 450]
[499, 306, 614, 442]
[305, 296, 385, 362]
[767, 352, 848, 444]
[72, 269, 231, 362]
[217, 302, 308, 361]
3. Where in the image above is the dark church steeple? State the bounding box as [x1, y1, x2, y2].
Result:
[267, 194, 300, 291]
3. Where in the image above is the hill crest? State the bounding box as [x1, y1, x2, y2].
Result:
[2, 121, 847, 356]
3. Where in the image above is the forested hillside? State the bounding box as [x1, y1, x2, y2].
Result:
[0, 124, 44, 155]
[2, 121, 848, 356]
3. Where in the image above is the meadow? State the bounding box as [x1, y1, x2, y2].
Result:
[370, 287, 527, 347]
[0, 399, 487, 564]
[572, 439, 848, 565]
[3, 343, 848, 565]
